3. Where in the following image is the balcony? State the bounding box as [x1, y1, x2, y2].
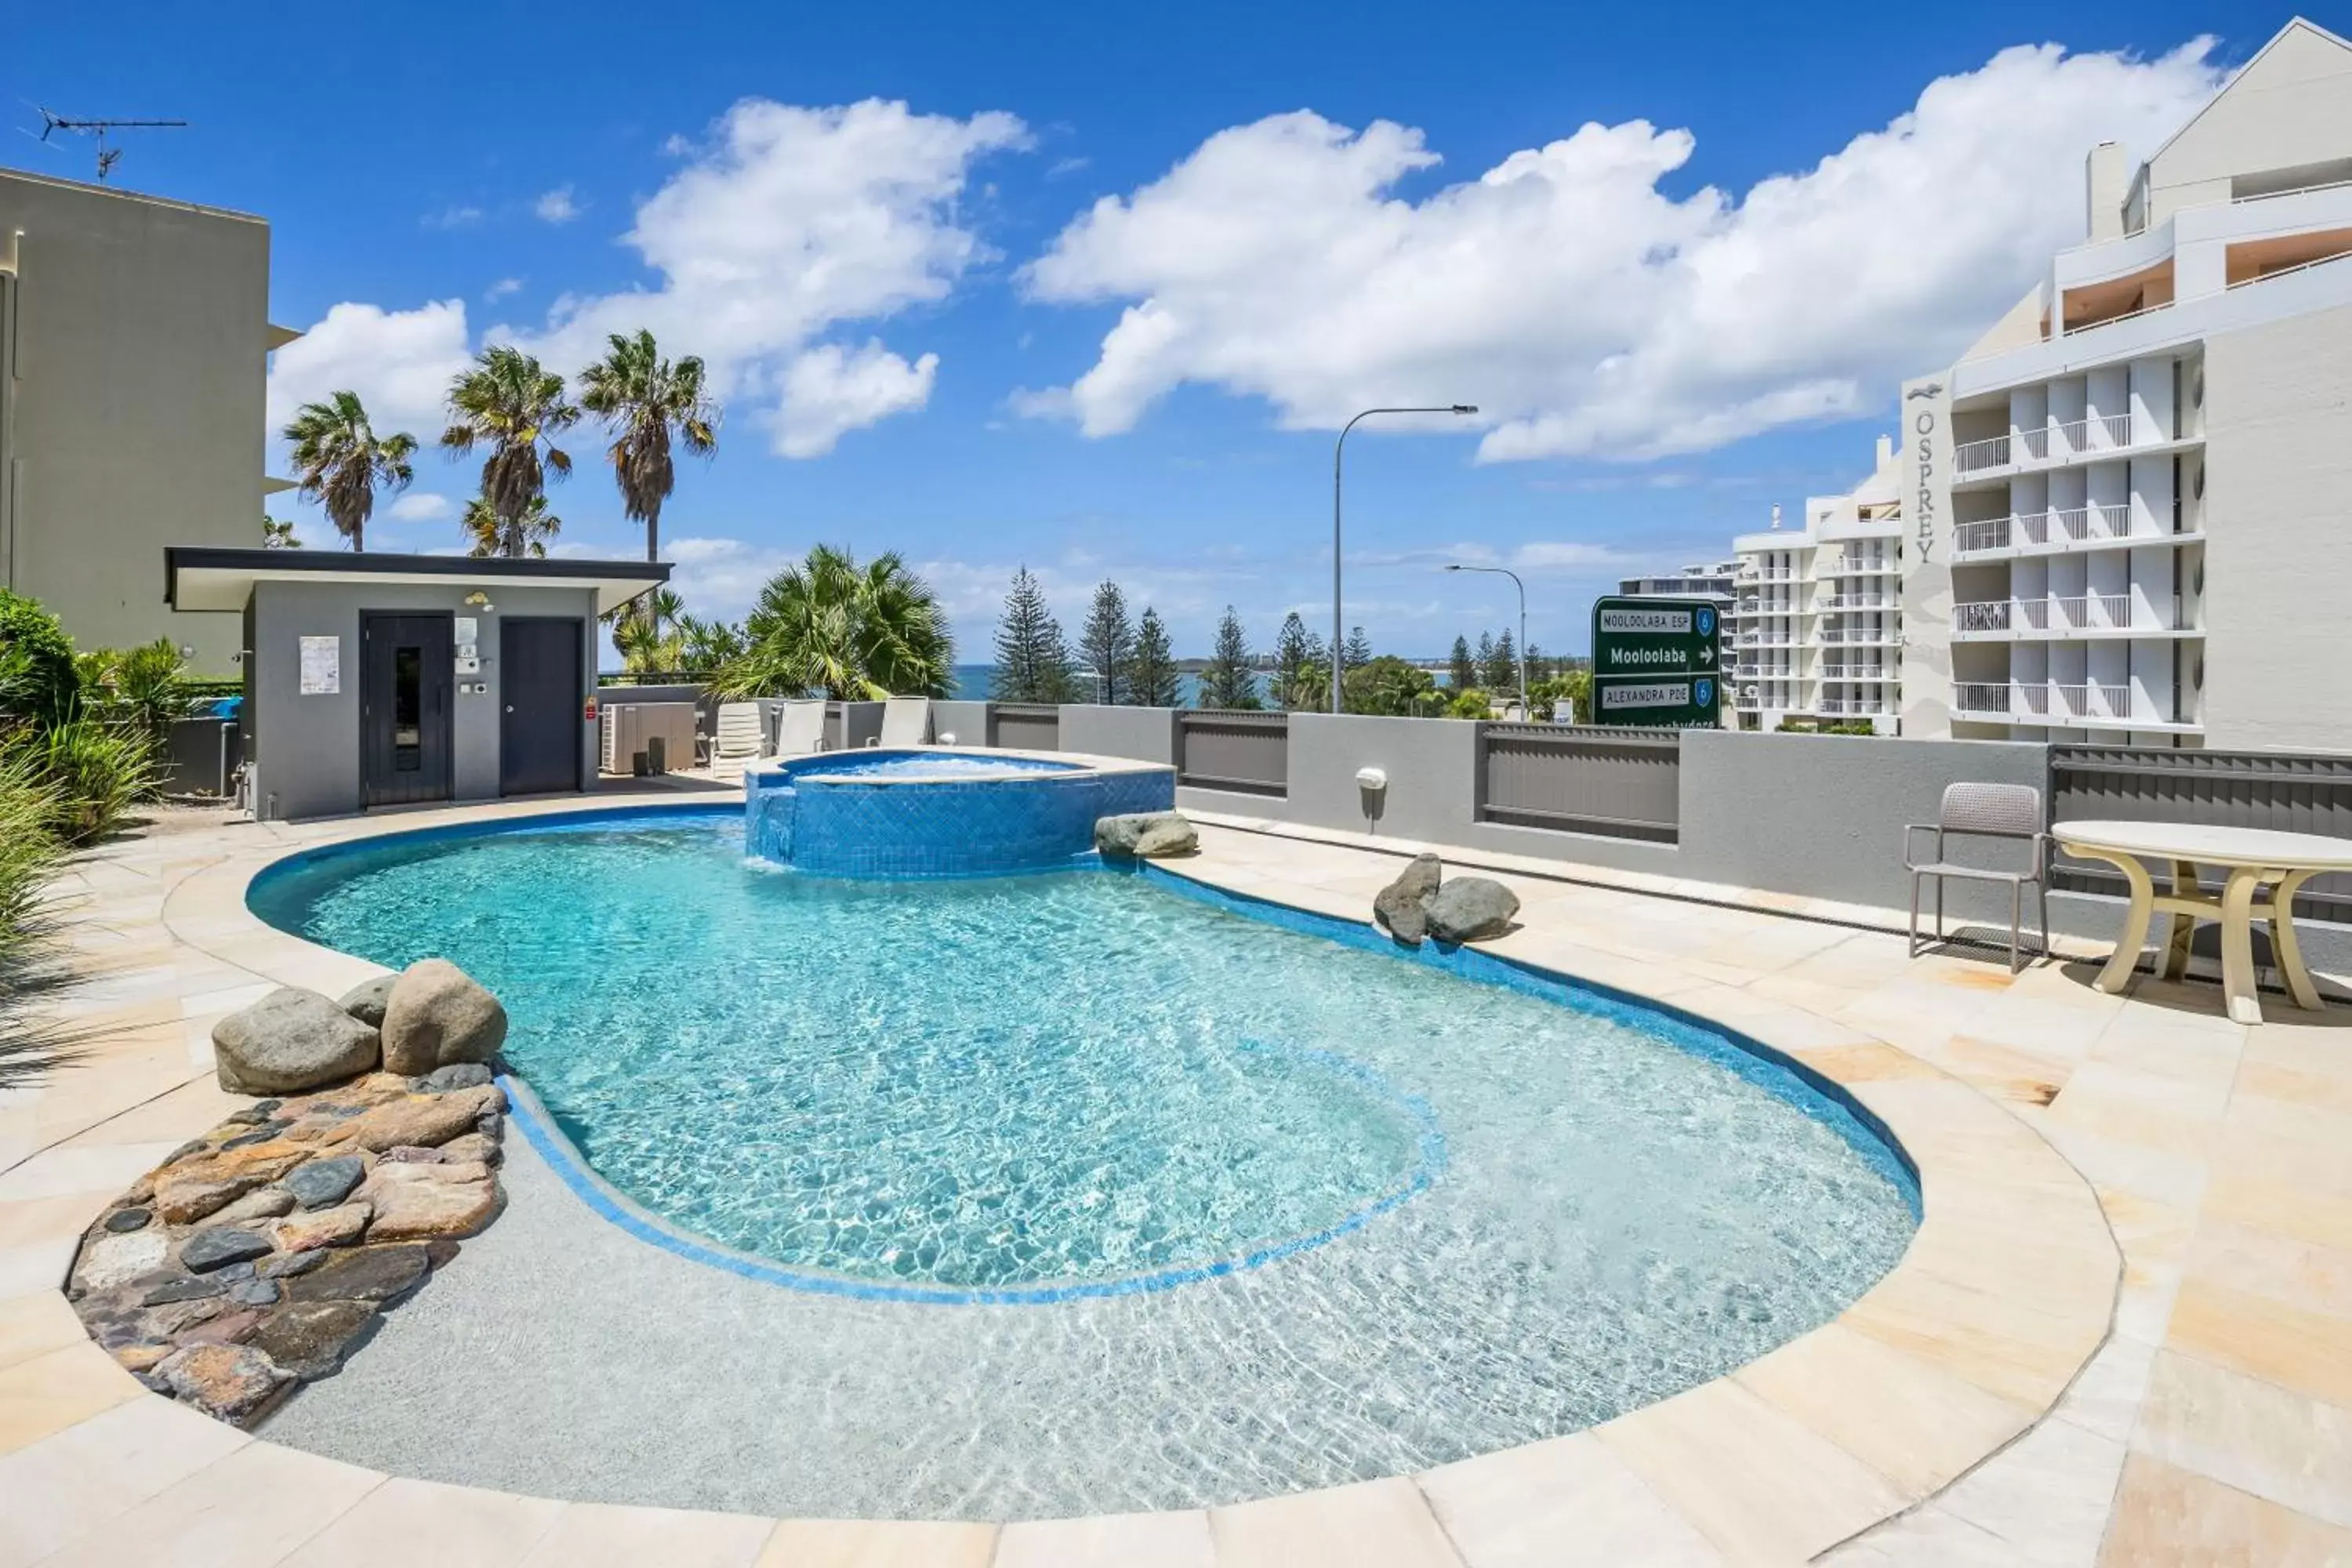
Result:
[1816, 698, 1889, 717]
[1951, 679, 2189, 731]
[1950, 596, 2195, 640]
[1953, 415, 2159, 480]
[1828, 555, 1896, 576]
[1820, 666, 1895, 682]
[1955, 600, 2012, 634]
[1954, 682, 2010, 716]
[1815, 593, 1895, 611]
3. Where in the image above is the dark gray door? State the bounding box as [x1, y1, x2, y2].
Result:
[500, 618, 582, 796]
[361, 614, 454, 808]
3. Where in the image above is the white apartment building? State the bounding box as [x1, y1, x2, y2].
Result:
[1901, 16, 2352, 749]
[1619, 561, 1740, 606]
[1728, 437, 1904, 734]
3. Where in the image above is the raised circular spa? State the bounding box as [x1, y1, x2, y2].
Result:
[743, 748, 1177, 877]
[245, 806, 1917, 1519]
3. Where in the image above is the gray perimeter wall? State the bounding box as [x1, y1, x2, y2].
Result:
[249, 579, 598, 822]
[1059, 705, 1179, 764]
[949, 703, 2352, 959]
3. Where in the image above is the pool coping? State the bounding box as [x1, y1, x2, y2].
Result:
[8, 788, 2122, 1565]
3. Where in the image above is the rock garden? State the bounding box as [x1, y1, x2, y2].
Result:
[1372, 854, 1521, 945]
[64, 957, 514, 1427]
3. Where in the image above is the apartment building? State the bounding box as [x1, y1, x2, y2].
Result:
[1727, 438, 1905, 734]
[0, 167, 294, 672]
[1901, 16, 2352, 748]
[1619, 561, 1739, 606]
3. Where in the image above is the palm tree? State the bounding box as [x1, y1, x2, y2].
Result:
[282, 391, 416, 552]
[261, 515, 303, 549]
[602, 587, 687, 673]
[714, 545, 953, 701]
[578, 329, 717, 564]
[441, 347, 579, 559]
[462, 493, 561, 558]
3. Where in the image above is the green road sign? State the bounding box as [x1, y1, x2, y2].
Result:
[1590, 596, 1722, 728]
[1592, 673, 1721, 728]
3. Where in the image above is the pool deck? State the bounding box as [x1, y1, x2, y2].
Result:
[0, 786, 2346, 1563]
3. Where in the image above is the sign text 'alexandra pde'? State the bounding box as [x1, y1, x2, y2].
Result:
[1588, 595, 1722, 728]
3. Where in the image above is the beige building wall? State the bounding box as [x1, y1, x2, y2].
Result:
[2198, 299, 2352, 750]
[2130, 18, 2352, 228]
[0, 169, 277, 673]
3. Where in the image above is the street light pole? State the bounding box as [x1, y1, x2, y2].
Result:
[1443, 563, 1527, 716]
[1333, 404, 1478, 715]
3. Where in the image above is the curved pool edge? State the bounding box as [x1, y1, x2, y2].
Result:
[143, 790, 2122, 1559]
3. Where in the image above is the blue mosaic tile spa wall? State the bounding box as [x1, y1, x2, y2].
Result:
[746, 754, 1177, 877]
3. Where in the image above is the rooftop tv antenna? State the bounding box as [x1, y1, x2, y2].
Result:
[34, 108, 187, 181]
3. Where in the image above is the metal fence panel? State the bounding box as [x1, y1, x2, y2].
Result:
[991, 703, 1062, 752]
[1477, 723, 1680, 843]
[1177, 710, 1288, 797]
[2049, 745, 2352, 923]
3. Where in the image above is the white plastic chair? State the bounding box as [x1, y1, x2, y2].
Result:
[879, 697, 931, 748]
[773, 699, 827, 758]
[710, 702, 764, 780]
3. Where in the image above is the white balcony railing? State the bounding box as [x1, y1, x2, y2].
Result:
[1955, 518, 2011, 555]
[1956, 434, 2009, 474]
[1955, 600, 2011, 633]
[2051, 681, 2135, 723]
[1955, 683, 2010, 714]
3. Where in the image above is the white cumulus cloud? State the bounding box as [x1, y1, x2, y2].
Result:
[499, 97, 1029, 455]
[265, 299, 474, 437]
[534, 185, 582, 223]
[1023, 39, 2225, 460]
[771, 343, 939, 457]
[386, 492, 453, 522]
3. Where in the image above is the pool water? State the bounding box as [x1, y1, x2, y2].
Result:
[251, 808, 1918, 1513]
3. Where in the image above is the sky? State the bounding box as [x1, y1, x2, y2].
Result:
[5, 2, 2322, 659]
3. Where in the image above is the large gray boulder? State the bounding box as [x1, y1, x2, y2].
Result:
[1425, 877, 1521, 944]
[379, 960, 508, 1076]
[338, 975, 397, 1029]
[1094, 811, 1199, 858]
[212, 989, 380, 1095]
[1372, 854, 1444, 946]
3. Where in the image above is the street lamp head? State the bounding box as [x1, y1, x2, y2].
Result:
[1451, 405, 1478, 416]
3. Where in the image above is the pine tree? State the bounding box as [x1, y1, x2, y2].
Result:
[1272, 612, 1328, 711]
[1489, 627, 1519, 691]
[993, 566, 1076, 702]
[1524, 642, 1548, 684]
[1202, 606, 1261, 710]
[1078, 580, 1134, 705]
[1131, 607, 1181, 708]
[1448, 634, 1476, 691]
[1343, 626, 1373, 669]
[1474, 631, 1497, 685]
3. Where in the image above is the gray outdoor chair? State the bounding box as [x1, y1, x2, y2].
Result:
[1904, 782, 2051, 973]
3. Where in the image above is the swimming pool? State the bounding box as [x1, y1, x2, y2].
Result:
[249, 807, 1918, 1515]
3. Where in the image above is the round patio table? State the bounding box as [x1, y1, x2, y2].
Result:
[2053, 819, 2352, 1025]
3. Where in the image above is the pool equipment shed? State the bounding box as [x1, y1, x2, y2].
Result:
[165, 548, 669, 821]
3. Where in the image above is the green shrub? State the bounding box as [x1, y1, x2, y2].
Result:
[75, 638, 191, 788]
[0, 590, 80, 730]
[5, 718, 153, 845]
[0, 750, 69, 1084]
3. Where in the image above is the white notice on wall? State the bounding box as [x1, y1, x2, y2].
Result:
[454, 616, 477, 645]
[299, 635, 340, 695]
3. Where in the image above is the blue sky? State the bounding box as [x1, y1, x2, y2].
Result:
[6, 2, 2318, 658]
